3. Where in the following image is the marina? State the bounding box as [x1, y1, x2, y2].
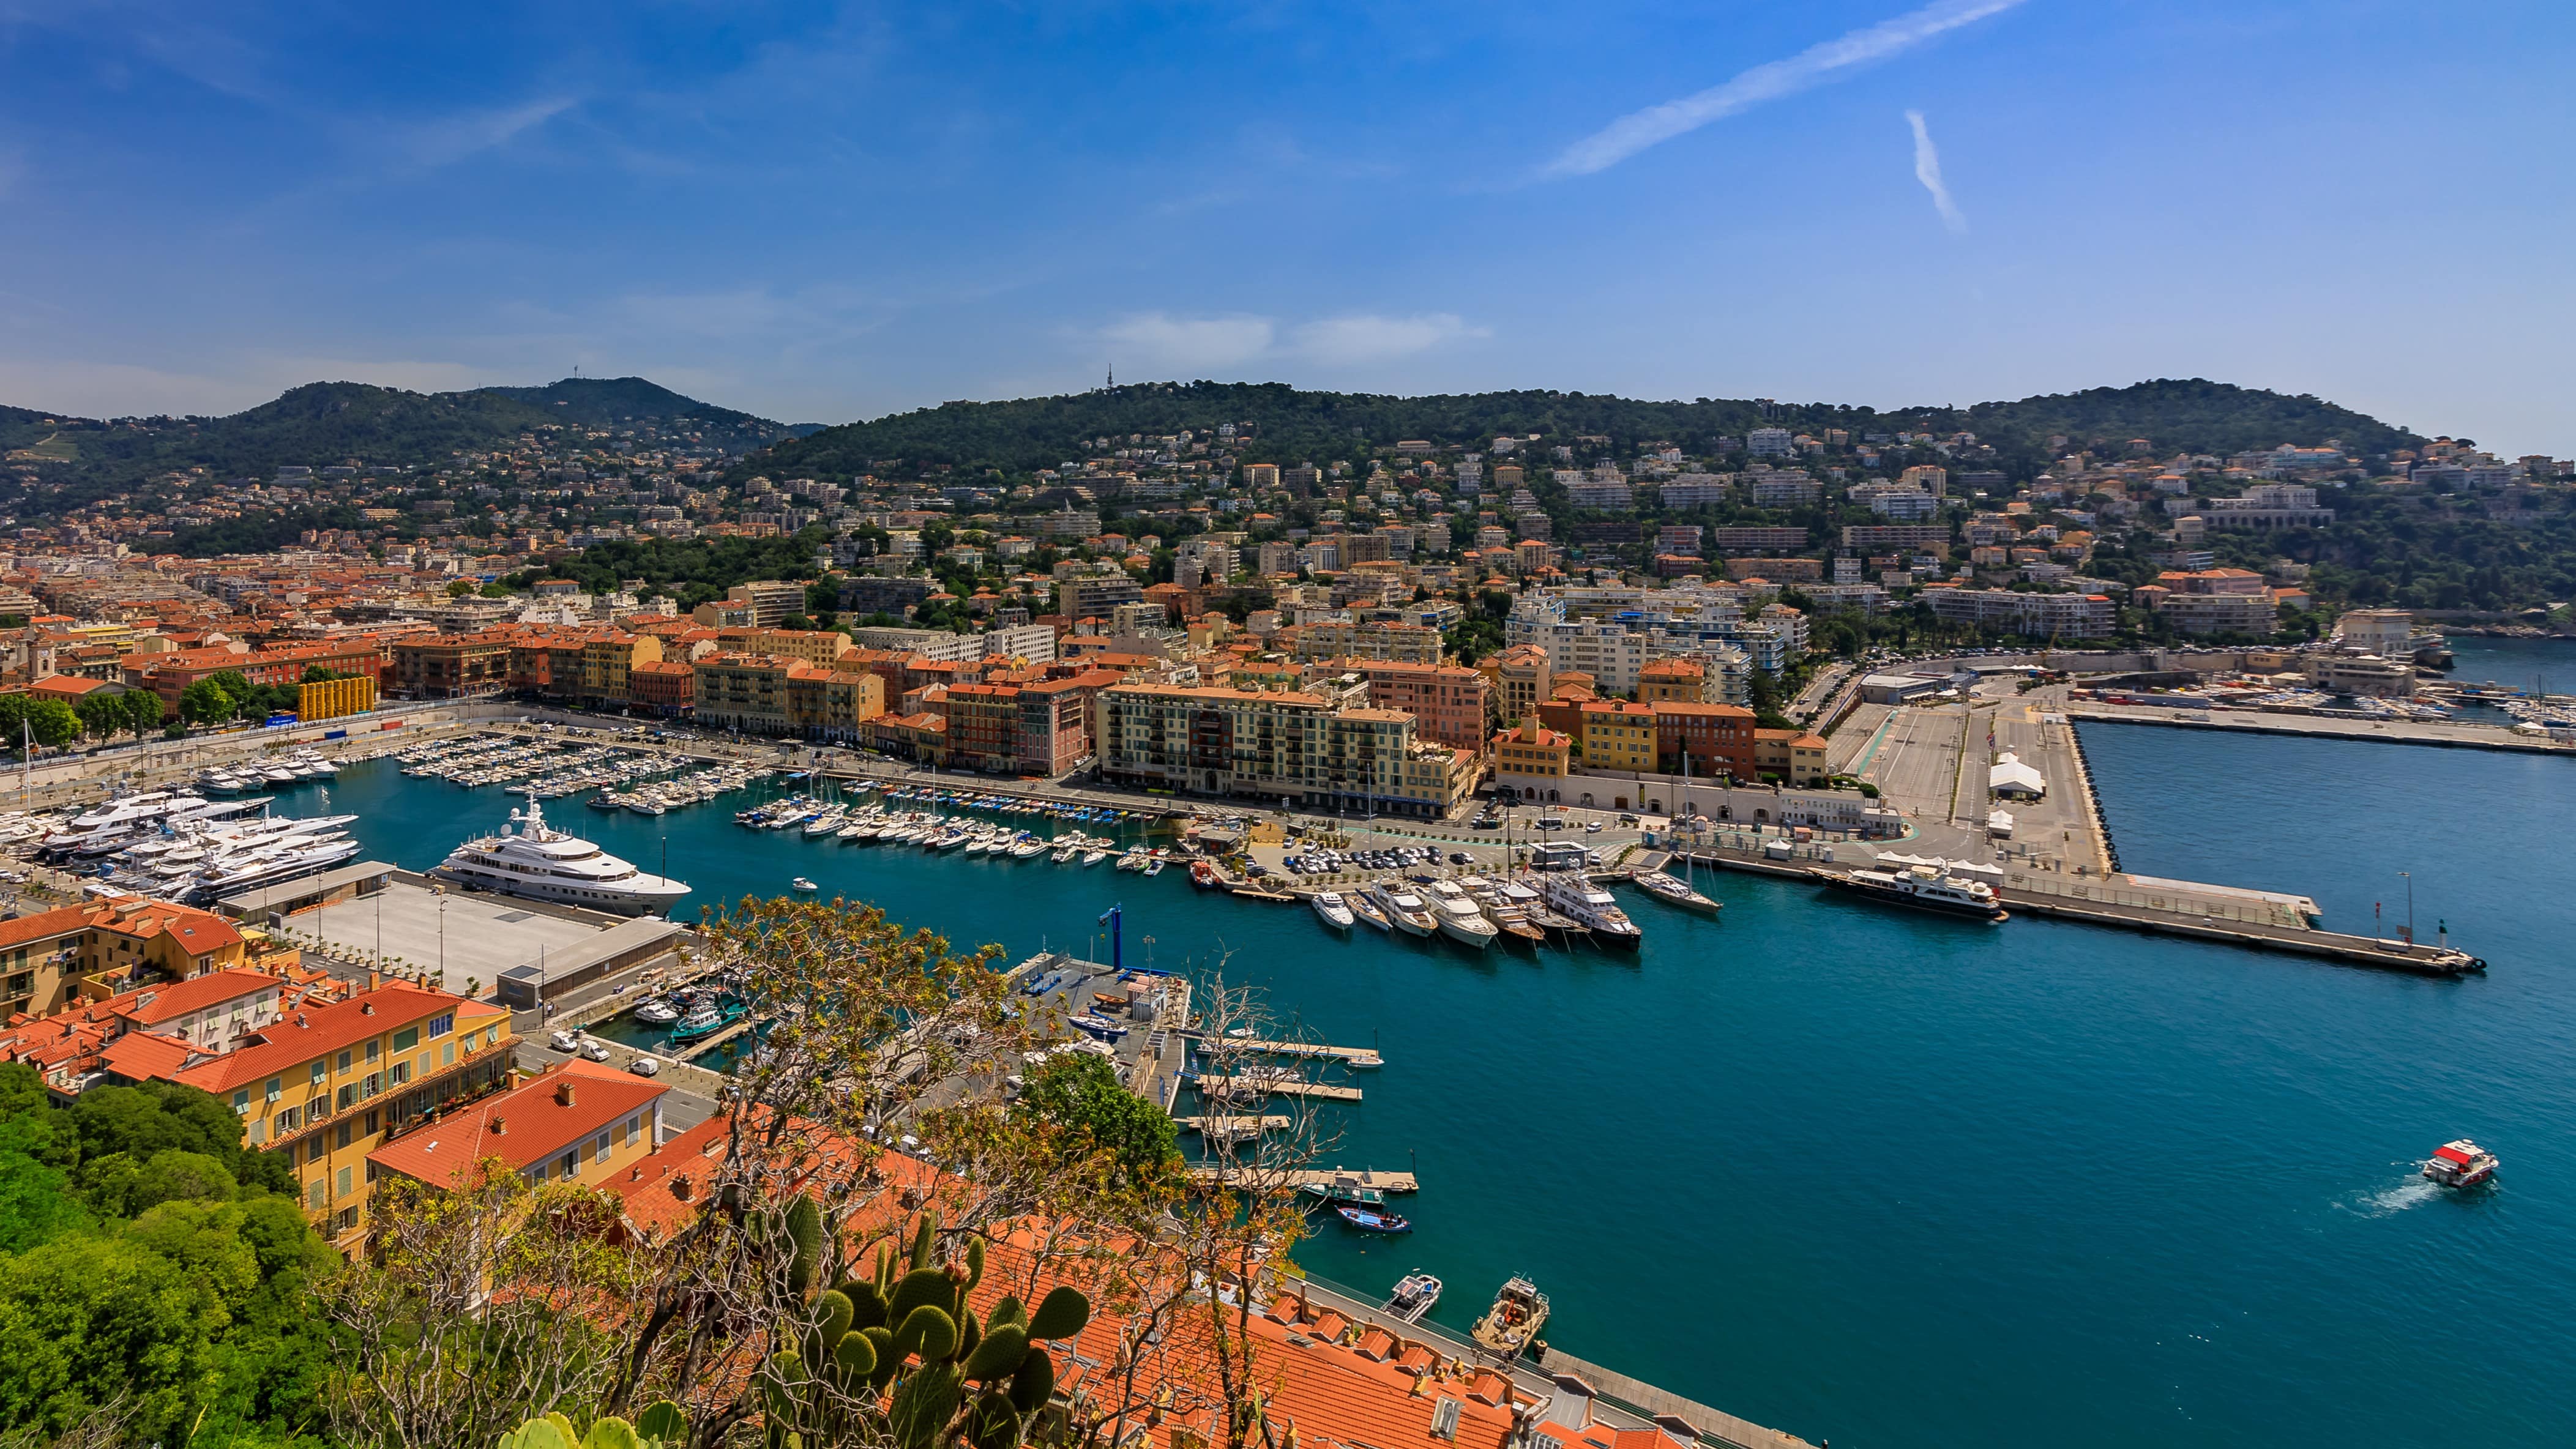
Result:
[4, 710, 2568, 1449]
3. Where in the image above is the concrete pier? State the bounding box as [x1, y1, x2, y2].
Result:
[1194, 1074, 1364, 1102]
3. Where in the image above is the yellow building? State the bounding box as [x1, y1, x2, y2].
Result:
[1752, 728, 1832, 786]
[0, 898, 252, 1018]
[1491, 718, 1572, 799]
[297, 673, 379, 721]
[1576, 700, 1657, 772]
[92, 977, 513, 1253]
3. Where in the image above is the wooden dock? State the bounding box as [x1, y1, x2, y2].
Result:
[1190, 1035, 1385, 1067]
[675, 1019, 756, 1061]
[1193, 1075, 1363, 1102]
[1228, 1166, 1418, 1193]
[1174, 1114, 1291, 1135]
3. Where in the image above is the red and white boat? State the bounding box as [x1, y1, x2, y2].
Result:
[2422, 1139, 2499, 1188]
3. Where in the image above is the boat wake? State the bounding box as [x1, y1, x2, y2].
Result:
[2341, 1176, 2443, 1217]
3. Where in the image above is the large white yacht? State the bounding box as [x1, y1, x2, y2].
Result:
[439, 798, 690, 915]
[1539, 873, 1644, 948]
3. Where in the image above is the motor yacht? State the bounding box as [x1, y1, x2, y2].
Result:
[1539, 874, 1643, 947]
[1367, 881, 1439, 938]
[1309, 891, 1356, 931]
[1821, 864, 2008, 923]
[1424, 880, 1499, 948]
[438, 799, 690, 915]
[2423, 1139, 2499, 1188]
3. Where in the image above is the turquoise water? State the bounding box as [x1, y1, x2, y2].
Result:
[2443, 633, 2574, 695]
[308, 736, 2576, 1448]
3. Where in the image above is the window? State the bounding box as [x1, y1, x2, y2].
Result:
[559, 1151, 578, 1178]
[308, 1136, 329, 1164]
[483, 1025, 499, 1048]
[307, 1179, 325, 1211]
[265, 1076, 283, 1104]
[624, 1113, 640, 1146]
[442, 1041, 455, 1067]
[361, 1072, 381, 1099]
[364, 1041, 380, 1063]
[392, 1026, 419, 1052]
[231, 1089, 251, 1114]
[335, 1122, 353, 1150]
[1430, 1398, 1461, 1440]
[337, 1085, 356, 1111]
[336, 1207, 357, 1232]
[309, 1059, 327, 1087]
[592, 1130, 611, 1157]
[335, 1166, 351, 1196]
[275, 1106, 300, 1134]
[390, 1062, 411, 1087]
[428, 1013, 454, 1038]
[336, 1050, 353, 1073]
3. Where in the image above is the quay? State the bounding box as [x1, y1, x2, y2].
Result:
[2065, 704, 2576, 755]
[1185, 1035, 1386, 1068]
[1194, 1074, 1364, 1102]
[676, 1018, 757, 1061]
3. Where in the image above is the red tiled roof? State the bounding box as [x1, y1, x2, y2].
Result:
[368, 1058, 667, 1185]
[114, 966, 281, 1026]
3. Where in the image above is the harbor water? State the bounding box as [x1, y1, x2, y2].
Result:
[308, 724, 2576, 1448]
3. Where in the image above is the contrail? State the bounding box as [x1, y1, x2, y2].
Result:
[1906, 108, 1967, 232]
[1539, 0, 2028, 179]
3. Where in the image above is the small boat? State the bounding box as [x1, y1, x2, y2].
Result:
[633, 997, 681, 1026]
[1142, 855, 1166, 877]
[1190, 860, 1224, 890]
[1471, 1276, 1550, 1358]
[1336, 1204, 1412, 1234]
[1632, 869, 1722, 915]
[1300, 1176, 1385, 1207]
[1309, 891, 1356, 931]
[1081, 848, 1108, 867]
[2423, 1139, 2499, 1188]
[791, 876, 819, 893]
[1386, 1272, 1442, 1324]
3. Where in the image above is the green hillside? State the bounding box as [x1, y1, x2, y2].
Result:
[730, 377, 2426, 485]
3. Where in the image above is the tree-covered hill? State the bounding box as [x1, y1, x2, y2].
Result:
[726, 377, 2428, 485]
[0, 376, 792, 497]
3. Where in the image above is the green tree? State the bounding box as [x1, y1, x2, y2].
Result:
[20, 698, 78, 750]
[72, 691, 122, 740]
[180, 677, 238, 726]
[121, 687, 165, 737]
[1017, 1051, 1179, 1183]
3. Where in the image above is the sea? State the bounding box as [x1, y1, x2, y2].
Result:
[308, 660, 2576, 1448]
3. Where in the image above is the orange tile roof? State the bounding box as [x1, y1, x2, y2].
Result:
[160, 978, 475, 1094]
[113, 966, 282, 1027]
[368, 1058, 667, 1185]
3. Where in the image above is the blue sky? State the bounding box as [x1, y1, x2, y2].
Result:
[2, 1, 2570, 452]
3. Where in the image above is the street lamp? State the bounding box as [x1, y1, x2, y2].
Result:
[2400, 870, 2414, 945]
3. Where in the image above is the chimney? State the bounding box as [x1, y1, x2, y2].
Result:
[554, 1081, 576, 1107]
[670, 1172, 692, 1201]
[489, 1115, 506, 1134]
[360, 1001, 373, 1015]
[368, 971, 380, 989]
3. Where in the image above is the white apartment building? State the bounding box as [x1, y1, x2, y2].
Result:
[1924, 587, 2116, 638]
[1747, 428, 1794, 457]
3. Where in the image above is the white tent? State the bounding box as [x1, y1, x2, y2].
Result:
[1988, 751, 2047, 799]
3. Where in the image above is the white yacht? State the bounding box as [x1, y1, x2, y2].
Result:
[438, 799, 690, 915]
[1539, 873, 1643, 948]
[1309, 890, 1356, 931]
[1367, 881, 1441, 939]
[1424, 880, 1499, 948]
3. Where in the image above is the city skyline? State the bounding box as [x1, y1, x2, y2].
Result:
[2, 1, 2570, 453]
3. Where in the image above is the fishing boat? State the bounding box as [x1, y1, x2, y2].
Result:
[1386, 1273, 1442, 1323]
[1189, 860, 1225, 890]
[633, 997, 681, 1026]
[668, 999, 749, 1043]
[1820, 864, 2007, 923]
[2422, 1139, 2499, 1188]
[1299, 1175, 1385, 1207]
[1335, 1203, 1412, 1234]
[1309, 891, 1356, 931]
[1471, 1276, 1550, 1358]
[1631, 868, 1721, 915]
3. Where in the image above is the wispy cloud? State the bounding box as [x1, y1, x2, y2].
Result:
[1539, 0, 2027, 179]
[404, 96, 578, 167]
[1905, 109, 1967, 233]
[1101, 313, 1277, 371]
[1291, 313, 1487, 365]
[1098, 311, 1487, 372]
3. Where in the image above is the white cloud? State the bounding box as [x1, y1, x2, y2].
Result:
[405, 95, 577, 167]
[1905, 109, 1967, 233]
[1290, 313, 1487, 365]
[1100, 313, 1276, 371]
[1540, 0, 2027, 179]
